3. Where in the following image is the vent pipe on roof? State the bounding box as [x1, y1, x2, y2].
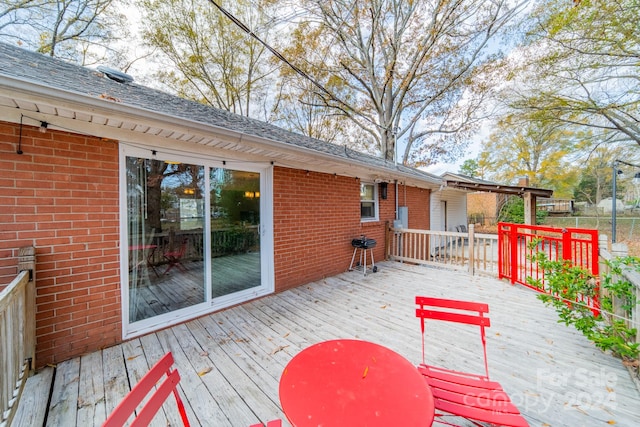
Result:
[97, 65, 134, 83]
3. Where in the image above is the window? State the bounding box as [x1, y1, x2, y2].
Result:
[360, 183, 378, 221]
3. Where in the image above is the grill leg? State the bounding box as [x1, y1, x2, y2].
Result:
[349, 246, 358, 271]
[370, 248, 375, 270]
[363, 248, 367, 276]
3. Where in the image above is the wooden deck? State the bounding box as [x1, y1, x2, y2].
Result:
[13, 261, 640, 426]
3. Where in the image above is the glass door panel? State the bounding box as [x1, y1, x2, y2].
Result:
[126, 157, 205, 323]
[210, 168, 261, 298]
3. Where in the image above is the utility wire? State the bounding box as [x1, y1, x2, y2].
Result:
[205, 0, 382, 130]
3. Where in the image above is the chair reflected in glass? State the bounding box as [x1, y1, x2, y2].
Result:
[163, 237, 189, 275]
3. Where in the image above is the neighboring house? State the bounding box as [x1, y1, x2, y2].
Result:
[0, 43, 444, 367]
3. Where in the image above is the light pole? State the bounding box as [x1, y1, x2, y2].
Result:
[612, 161, 620, 243]
[612, 159, 640, 243]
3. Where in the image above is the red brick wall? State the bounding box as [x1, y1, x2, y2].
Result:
[273, 168, 430, 290]
[396, 182, 431, 229]
[0, 120, 432, 367]
[0, 121, 121, 366]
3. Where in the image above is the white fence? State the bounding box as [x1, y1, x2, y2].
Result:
[386, 224, 499, 276]
[599, 240, 640, 377]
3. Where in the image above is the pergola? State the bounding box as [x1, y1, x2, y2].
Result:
[443, 179, 554, 225]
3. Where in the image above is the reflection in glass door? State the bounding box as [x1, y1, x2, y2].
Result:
[210, 168, 261, 298]
[126, 157, 205, 323]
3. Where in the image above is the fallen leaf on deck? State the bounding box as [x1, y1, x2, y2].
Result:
[200, 351, 209, 357]
[198, 367, 212, 376]
[271, 345, 289, 355]
[126, 355, 139, 361]
[380, 304, 387, 309]
[283, 332, 290, 338]
[607, 420, 616, 424]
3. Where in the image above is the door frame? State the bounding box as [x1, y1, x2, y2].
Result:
[118, 143, 274, 339]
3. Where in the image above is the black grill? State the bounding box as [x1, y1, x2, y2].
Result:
[351, 237, 377, 249]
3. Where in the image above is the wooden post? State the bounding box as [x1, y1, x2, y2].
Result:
[468, 224, 475, 275]
[523, 192, 535, 225]
[17, 246, 36, 371]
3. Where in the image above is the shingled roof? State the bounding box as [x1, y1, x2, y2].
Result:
[0, 43, 441, 188]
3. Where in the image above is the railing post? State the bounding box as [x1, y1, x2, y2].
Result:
[598, 235, 609, 306]
[509, 224, 518, 284]
[17, 246, 36, 371]
[561, 228, 571, 262]
[468, 224, 475, 275]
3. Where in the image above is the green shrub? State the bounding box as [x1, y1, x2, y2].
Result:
[527, 246, 639, 361]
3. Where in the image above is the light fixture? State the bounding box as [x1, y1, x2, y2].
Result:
[380, 182, 388, 200]
[183, 188, 195, 195]
[39, 121, 48, 133]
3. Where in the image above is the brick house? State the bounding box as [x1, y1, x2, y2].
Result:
[0, 44, 442, 367]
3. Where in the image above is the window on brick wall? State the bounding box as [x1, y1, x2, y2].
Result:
[360, 182, 378, 221]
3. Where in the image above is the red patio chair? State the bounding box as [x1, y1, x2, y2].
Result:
[102, 352, 190, 427]
[415, 296, 528, 427]
[163, 237, 189, 275]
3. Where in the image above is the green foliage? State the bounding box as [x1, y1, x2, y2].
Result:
[497, 197, 547, 224]
[477, 114, 579, 197]
[458, 159, 480, 177]
[527, 248, 639, 360]
[506, 0, 640, 148]
[137, 0, 277, 117]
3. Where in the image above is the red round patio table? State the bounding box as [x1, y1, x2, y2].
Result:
[279, 339, 434, 426]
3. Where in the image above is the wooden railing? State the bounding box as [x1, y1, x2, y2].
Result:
[599, 239, 640, 377]
[386, 224, 499, 275]
[0, 247, 36, 427]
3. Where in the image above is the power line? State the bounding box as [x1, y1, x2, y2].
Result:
[205, 0, 384, 132]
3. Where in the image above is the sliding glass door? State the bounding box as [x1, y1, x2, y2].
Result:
[125, 158, 206, 323]
[210, 168, 262, 298]
[121, 146, 272, 336]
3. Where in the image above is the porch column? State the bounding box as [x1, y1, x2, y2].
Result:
[523, 192, 536, 225]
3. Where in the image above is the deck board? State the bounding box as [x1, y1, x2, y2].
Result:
[16, 261, 640, 426]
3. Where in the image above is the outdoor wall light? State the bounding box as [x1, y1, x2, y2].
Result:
[39, 121, 48, 133]
[380, 182, 388, 200]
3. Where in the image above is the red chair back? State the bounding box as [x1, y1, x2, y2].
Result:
[415, 296, 491, 379]
[102, 352, 190, 427]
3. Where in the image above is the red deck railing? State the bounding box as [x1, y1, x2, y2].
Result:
[498, 222, 599, 313]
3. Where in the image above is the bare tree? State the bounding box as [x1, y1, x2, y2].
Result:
[501, 0, 640, 148]
[0, 0, 130, 65]
[136, 0, 280, 118]
[279, 0, 527, 165]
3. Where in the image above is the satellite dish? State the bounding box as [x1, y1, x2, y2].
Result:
[97, 65, 134, 84]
